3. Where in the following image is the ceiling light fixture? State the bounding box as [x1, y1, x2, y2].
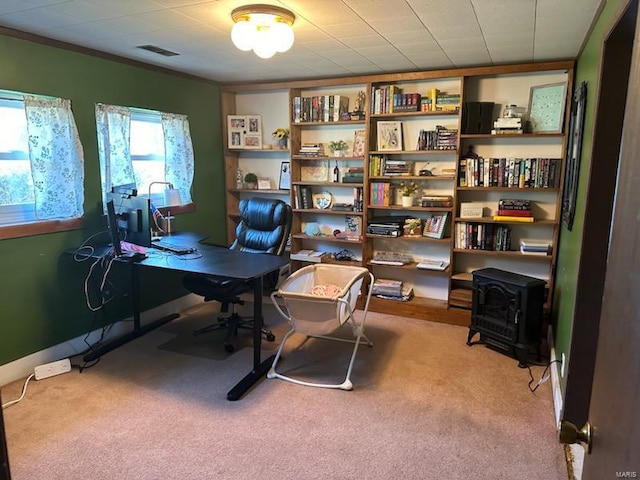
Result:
[230, 4, 295, 59]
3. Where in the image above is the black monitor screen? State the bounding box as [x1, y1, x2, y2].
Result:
[105, 199, 123, 256]
[106, 192, 152, 248]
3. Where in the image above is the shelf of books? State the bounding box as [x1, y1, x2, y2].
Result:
[220, 61, 574, 324]
[452, 67, 572, 312]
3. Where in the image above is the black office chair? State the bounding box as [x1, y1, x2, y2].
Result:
[182, 197, 292, 353]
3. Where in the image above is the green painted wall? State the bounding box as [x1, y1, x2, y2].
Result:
[0, 33, 225, 366]
[552, 0, 627, 394]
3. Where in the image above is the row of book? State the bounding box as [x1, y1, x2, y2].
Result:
[455, 222, 512, 251]
[458, 157, 561, 188]
[416, 127, 458, 151]
[369, 182, 391, 206]
[369, 155, 414, 176]
[369, 86, 461, 115]
[292, 95, 349, 123]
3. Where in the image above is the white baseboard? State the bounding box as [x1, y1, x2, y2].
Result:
[547, 325, 564, 428]
[0, 294, 202, 388]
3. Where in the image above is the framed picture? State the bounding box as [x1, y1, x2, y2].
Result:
[377, 121, 403, 151]
[528, 82, 567, 133]
[257, 178, 272, 189]
[227, 114, 262, 149]
[562, 81, 587, 231]
[422, 212, 449, 239]
[278, 162, 291, 190]
[300, 161, 329, 182]
[227, 115, 246, 149]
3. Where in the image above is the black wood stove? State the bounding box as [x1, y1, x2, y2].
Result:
[467, 268, 546, 367]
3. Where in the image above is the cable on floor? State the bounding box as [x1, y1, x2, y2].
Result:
[2, 374, 35, 409]
[527, 359, 561, 393]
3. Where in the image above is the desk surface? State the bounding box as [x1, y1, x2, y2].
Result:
[139, 231, 289, 280]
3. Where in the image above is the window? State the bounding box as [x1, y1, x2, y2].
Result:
[96, 104, 194, 209]
[0, 91, 84, 228]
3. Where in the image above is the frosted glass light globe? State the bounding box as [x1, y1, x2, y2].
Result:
[272, 22, 294, 52]
[231, 19, 256, 51]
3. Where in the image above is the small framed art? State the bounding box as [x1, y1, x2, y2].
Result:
[278, 162, 291, 190]
[528, 83, 567, 133]
[377, 121, 403, 151]
[258, 178, 272, 190]
[227, 114, 262, 149]
[423, 212, 449, 239]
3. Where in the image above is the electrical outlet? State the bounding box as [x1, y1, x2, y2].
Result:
[34, 358, 71, 380]
[561, 353, 566, 378]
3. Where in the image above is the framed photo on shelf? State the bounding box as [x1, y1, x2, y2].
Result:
[377, 121, 403, 151]
[301, 161, 329, 182]
[528, 82, 567, 133]
[422, 212, 449, 239]
[278, 162, 291, 190]
[227, 115, 246, 149]
[257, 178, 272, 190]
[227, 114, 263, 149]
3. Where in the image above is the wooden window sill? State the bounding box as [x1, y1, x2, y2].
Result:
[0, 217, 85, 240]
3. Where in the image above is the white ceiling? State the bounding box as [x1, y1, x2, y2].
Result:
[0, 0, 603, 84]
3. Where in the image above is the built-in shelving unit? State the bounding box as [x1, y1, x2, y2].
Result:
[220, 61, 574, 325]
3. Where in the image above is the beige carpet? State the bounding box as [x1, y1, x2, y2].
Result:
[2, 302, 568, 480]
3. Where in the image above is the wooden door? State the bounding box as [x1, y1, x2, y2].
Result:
[581, 4, 640, 476]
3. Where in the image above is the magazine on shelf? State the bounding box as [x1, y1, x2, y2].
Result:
[371, 251, 413, 266]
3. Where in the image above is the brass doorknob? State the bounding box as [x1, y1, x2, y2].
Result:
[559, 420, 592, 453]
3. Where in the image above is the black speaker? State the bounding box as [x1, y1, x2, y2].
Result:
[462, 102, 495, 134]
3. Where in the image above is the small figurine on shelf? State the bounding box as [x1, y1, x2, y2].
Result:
[236, 167, 244, 189]
[333, 160, 340, 183]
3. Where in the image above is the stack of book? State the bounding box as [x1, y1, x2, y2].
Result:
[493, 199, 534, 222]
[297, 143, 325, 157]
[421, 195, 453, 208]
[370, 251, 413, 266]
[520, 239, 551, 255]
[371, 278, 414, 302]
[342, 166, 364, 183]
[383, 160, 412, 176]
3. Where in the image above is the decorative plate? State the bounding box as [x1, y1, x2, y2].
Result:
[313, 192, 332, 209]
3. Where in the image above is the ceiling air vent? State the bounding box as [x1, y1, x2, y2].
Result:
[136, 45, 180, 57]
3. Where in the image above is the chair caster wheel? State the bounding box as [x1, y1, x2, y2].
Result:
[266, 333, 276, 342]
[224, 344, 234, 353]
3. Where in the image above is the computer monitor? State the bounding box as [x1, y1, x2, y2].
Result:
[106, 191, 152, 248]
[105, 199, 123, 256]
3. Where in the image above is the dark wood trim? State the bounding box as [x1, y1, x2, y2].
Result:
[562, 0, 637, 426]
[0, 217, 84, 240]
[0, 26, 219, 86]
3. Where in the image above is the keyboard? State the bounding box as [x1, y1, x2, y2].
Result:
[151, 240, 195, 255]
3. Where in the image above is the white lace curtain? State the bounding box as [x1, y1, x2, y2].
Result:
[96, 104, 193, 204]
[161, 112, 194, 204]
[95, 104, 134, 196]
[24, 95, 85, 220]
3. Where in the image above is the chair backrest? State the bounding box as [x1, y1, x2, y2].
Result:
[230, 197, 292, 256]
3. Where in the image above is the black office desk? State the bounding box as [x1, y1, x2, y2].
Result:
[81, 232, 289, 401]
